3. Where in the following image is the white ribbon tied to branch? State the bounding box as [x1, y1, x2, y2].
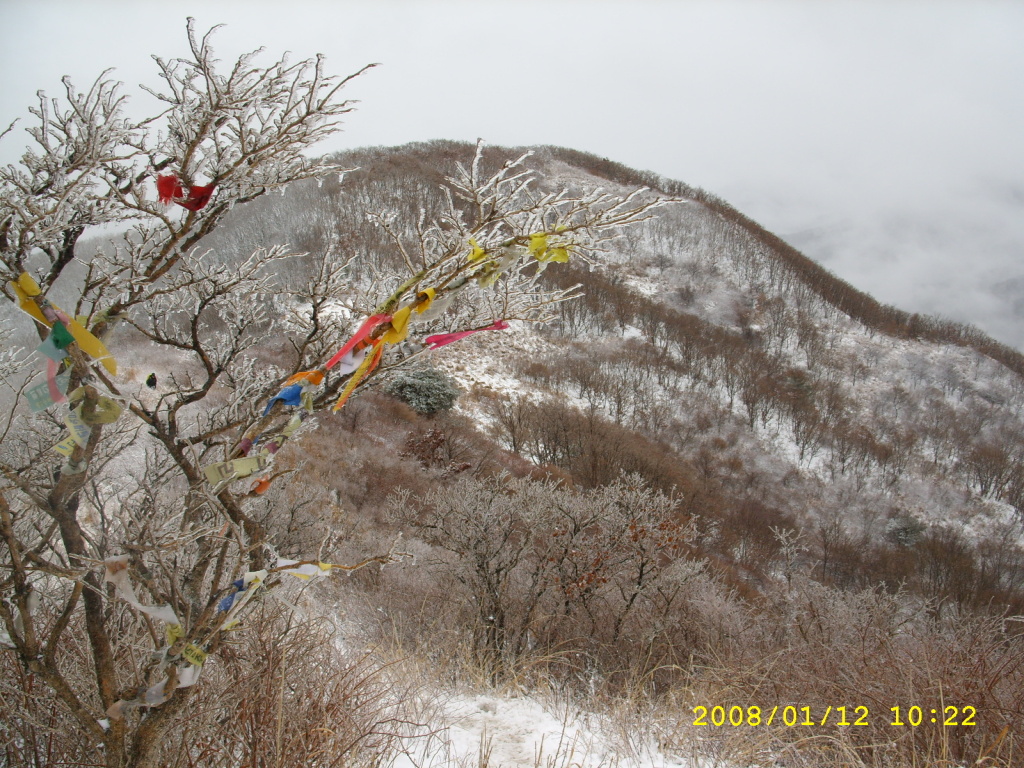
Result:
[103, 555, 180, 625]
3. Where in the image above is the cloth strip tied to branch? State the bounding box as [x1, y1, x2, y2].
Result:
[7, 273, 117, 375]
[424, 320, 509, 350]
[156, 173, 215, 211]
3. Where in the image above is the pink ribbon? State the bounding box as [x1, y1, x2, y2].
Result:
[46, 359, 66, 405]
[325, 314, 392, 369]
[424, 320, 509, 350]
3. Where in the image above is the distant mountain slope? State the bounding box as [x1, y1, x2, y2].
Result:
[202, 140, 1024, 602]
[539, 145, 1024, 376]
[187, 140, 1024, 764]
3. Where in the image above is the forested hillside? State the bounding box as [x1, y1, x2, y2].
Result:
[201, 139, 1024, 600]
[190, 140, 1024, 766]
[4, 133, 1022, 767]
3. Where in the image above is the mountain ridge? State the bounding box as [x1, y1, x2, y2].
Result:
[527, 143, 1024, 374]
[73, 138, 1024, 765]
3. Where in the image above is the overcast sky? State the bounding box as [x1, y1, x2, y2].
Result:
[3, 0, 1023, 346]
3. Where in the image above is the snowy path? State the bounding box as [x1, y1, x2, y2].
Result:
[391, 693, 694, 768]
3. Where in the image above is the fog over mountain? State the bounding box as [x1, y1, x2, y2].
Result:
[2, 1, 1022, 350]
[779, 192, 1024, 349]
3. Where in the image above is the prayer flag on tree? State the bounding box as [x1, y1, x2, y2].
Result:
[156, 173, 215, 211]
[424, 320, 509, 350]
[325, 314, 391, 369]
[64, 410, 92, 448]
[277, 557, 332, 579]
[65, 316, 117, 375]
[8, 272, 49, 326]
[25, 361, 71, 412]
[36, 335, 68, 363]
[51, 322, 75, 349]
[8, 273, 117, 374]
[468, 238, 487, 262]
[380, 305, 412, 344]
[527, 232, 571, 263]
[68, 387, 123, 425]
[51, 438, 77, 457]
[203, 454, 269, 486]
[178, 184, 214, 211]
[414, 287, 436, 313]
[156, 174, 183, 204]
[283, 370, 325, 387]
[103, 555, 179, 625]
[263, 384, 305, 415]
[331, 341, 383, 411]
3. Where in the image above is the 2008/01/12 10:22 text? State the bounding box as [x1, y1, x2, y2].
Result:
[691, 705, 977, 727]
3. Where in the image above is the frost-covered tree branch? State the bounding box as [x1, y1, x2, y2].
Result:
[0, 21, 667, 768]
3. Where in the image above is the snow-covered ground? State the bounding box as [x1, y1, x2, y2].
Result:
[391, 692, 697, 768]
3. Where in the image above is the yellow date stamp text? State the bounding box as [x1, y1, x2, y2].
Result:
[691, 705, 977, 728]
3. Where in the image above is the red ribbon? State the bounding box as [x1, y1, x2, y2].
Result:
[424, 320, 509, 350]
[156, 174, 182, 204]
[156, 173, 214, 211]
[325, 314, 392, 369]
[178, 185, 214, 211]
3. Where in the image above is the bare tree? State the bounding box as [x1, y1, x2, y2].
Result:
[0, 20, 667, 768]
[392, 474, 695, 680]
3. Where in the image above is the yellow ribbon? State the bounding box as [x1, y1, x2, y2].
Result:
[69, 387, 123, 425]
[51, 437, 77, 456]
[64, 411, 92, 448]
[468, 238, 487, 262]
[65, 317, 117, 376]
[281, 414, 304, 437]
[415, 287, 436, 314]
[332, 342, 383, 411]
[380, 305, 413, 344]
[203, 454, 270, 486]
[477, 268, 502, 288]
[181, 644, 207, 666]
[527, 233, 571, 264]
[9, 273, 49, 326]
[528, 233, 548, 259]
[166, 624, 185, 645]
